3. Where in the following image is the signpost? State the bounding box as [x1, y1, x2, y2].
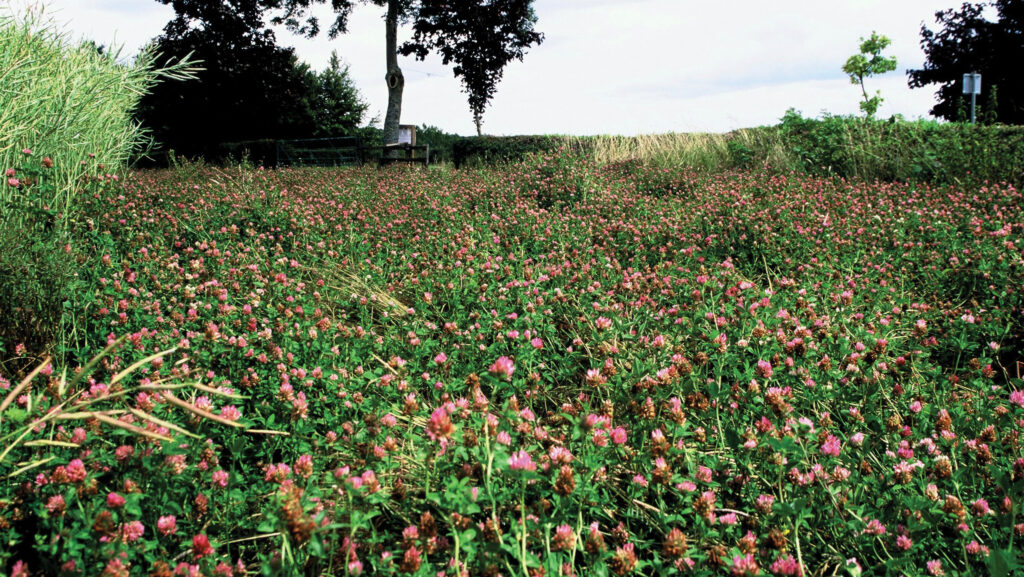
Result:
[963, 72, 981, 124]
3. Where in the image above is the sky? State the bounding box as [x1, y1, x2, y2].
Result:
[14, 0, 967, 136]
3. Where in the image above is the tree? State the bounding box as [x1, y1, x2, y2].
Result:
[138, 1, 324, 158]
[842, 32, 898, 118]
[309, 51, 370, 137]
[907, 0, 1024, 124]
[271, 0, 543, 139]
[398, 1, 543, 135]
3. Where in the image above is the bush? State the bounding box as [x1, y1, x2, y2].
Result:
[453, 135, 590, 167]
[450, 117, 1024, 189]
[774, 110, 1024, 187]
[416, 124, 461, 165]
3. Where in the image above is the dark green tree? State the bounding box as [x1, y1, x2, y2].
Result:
[138, 1, 319, 159]
[907, 0, 1024, 124]
[309, 50, 370, 137]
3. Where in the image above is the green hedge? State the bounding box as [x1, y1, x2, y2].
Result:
[770, 112, 1024, 187]
[416, 125, 460, 164]
[453, 135, 593, 167]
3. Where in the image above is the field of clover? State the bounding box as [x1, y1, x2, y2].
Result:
[2, 149, 1024, 577]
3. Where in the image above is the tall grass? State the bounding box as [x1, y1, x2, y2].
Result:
[573, 118, 1024, 187]
[0, 4, 195, 368]
[0, 4, 195, 231]
[580, 130, 792, 171]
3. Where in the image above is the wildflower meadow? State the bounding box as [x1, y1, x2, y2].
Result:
[2, 147, 1023, 577]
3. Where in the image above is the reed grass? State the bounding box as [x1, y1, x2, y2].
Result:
[0, 4, 195, 231]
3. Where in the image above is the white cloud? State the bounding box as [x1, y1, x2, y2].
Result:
[15, 0, 964, 135]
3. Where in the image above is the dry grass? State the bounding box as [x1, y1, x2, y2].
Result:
[558, 129, 793, 172]
[0, 339, 264, 482]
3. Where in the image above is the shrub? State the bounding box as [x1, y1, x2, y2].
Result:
[450, 115, 1024, 189]
[415, 124, 461, 165]
[453, 135, 589, 167]
[775, 110, 1024, 187]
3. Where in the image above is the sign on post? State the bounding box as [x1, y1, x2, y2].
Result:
[962, 73, 982, 95]
[398, 125, 416, 145]
[963, 72, 981, 124]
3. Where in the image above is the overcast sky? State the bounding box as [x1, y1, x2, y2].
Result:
[17, 0, 965, 136]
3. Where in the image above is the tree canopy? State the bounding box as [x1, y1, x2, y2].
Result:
[907, 0, 1024, 124]
[399, 0, 544, 135]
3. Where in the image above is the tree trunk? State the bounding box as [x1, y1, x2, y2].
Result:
[383, 0, 404, 145]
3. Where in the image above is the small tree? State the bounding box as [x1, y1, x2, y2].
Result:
[842, 32, 898, 118]
[310, 50, 369, 137]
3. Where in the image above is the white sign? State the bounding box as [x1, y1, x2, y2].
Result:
[398, 126, 413, 145]
[962, 73, 982, 95]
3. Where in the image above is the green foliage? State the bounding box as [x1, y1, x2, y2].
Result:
[138, 6, 368, 164]
[414, 124, 462, 164]
[842, 32, 898, 118]
[775, 110, 1024, 186]
[448, 119, 1024, 189]
[453, 135, 591, 167]
[399, 0, 544, 134]
[309, 51, 370, 137]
